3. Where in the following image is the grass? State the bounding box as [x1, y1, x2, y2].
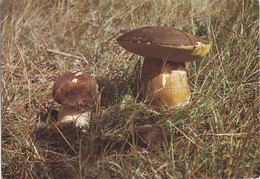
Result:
[1, 0, 259, 178]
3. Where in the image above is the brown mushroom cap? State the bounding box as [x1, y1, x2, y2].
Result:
[53, 72, 99, 108]
[117, 26, 211, 62]
[134, 124, 167, 148]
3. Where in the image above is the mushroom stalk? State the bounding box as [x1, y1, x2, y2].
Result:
[58, 106, 91, 129]
[141, 58, 190, 107]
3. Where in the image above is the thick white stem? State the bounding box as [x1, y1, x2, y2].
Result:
[58, 105, 91, 130]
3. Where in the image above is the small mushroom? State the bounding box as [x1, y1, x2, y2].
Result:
[53, 71, 99, 130]
[117, 26, 211, 107]
[133, 124, 168, 148]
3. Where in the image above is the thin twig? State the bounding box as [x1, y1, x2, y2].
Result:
[46, 48, 84, 59]
[205, 133, 251, 137]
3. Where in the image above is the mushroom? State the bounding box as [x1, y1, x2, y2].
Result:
[133, 124, 168, 149]
[116, 26, 211, 107]
[53, 71, 99, 130]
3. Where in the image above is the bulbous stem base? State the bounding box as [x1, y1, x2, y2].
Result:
[58, 105, 91, 131]
[141, 58, 190, 107]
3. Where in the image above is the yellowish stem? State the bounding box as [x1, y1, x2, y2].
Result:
[141, 58, 190, 107]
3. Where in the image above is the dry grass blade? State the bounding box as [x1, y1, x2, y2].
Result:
[46, 48, 85, 60]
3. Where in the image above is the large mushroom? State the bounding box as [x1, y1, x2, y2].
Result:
[53, 71, 99, 130]
[117, 26, 211, 107]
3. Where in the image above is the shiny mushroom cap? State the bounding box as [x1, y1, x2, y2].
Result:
[117, 26, 211, 62]
[53, 71, 99, 108]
